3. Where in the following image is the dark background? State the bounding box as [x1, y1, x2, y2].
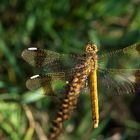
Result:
[0, 0, 140, 140]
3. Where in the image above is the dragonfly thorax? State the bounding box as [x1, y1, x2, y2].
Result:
[85, 43, 98, 70]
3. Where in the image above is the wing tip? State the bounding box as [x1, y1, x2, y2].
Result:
[21, 47, 38, 57]
[21, 49, 27, 59]
[25, 75, 40, 90]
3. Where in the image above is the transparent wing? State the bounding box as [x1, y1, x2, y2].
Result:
[25, 71, 77, 96]
[21, 47, 85, 96]
[97, 68, 140, 95]
[21, 47, 85, 72]
[98, 43, 140, 69]
[97, 43, 140, 95]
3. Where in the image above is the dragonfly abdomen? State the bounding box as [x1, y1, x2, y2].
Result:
[47, 66, 91, 139]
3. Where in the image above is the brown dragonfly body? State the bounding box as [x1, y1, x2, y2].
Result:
[47, 44, 99, 139]
[22, 43, 140, 139]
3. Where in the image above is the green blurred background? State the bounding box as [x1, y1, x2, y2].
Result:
[0, 0, 140, 140]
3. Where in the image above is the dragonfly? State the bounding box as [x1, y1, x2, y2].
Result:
[21, 43, 140, 139]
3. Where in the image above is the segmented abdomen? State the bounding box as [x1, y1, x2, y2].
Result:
[47, 66, 91, 140]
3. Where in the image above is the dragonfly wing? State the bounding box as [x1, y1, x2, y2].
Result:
[98, 43, 140, 70]
[25, 71, 77, 96]
[26, 75, 56, 96]
[21, 48, 85, 72]
[97, 43, 140, 95]
[21, 48, 61, 67]
[97, 68, 140, 95]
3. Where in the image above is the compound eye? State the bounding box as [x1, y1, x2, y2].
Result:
[86, 43, 98, 53]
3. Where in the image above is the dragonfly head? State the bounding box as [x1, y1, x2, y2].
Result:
[85, 43, 98, 54]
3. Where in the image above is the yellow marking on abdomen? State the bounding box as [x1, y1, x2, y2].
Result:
[90, 69, 99, 128]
